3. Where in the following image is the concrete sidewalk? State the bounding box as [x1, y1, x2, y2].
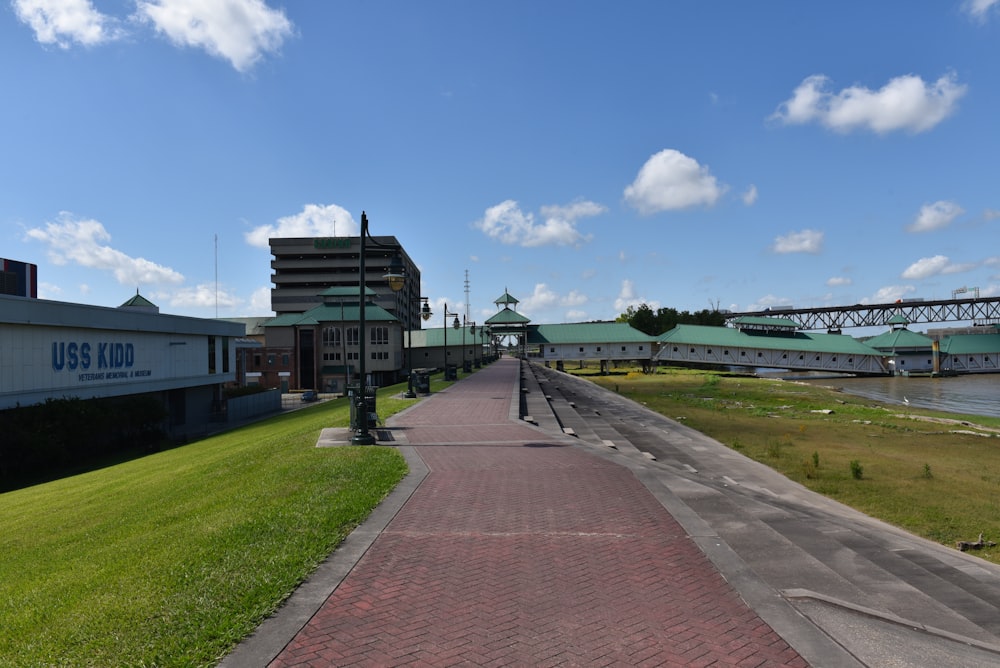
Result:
[223, 358, 1000, 667]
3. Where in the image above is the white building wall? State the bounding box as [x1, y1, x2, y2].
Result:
[0, 322, 235, 410]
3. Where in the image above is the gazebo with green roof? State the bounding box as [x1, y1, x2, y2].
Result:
[485, 289, 530, 357]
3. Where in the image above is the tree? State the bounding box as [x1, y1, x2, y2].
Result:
[618, 303, 726, 336]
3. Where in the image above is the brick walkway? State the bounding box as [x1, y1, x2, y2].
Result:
[269, 359, 806, 667]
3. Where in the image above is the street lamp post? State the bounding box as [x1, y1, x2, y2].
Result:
[352, 211, 405, 446]
[443, 303, 459, 380]
[464, 317, 478, 369]
[404, 296, 432, 398]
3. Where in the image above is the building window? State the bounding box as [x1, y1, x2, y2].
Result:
[371, 351, 389, 360]
[621, 346, 627, 352]
[579, 347, 584, 353]
[323, 327, 341, 347]
[208, 336, 216, 374]
[223, 337, 230, 373]
[638, 346, 644, 351]
[371, 326, 389, 345]
[707, 349, 712, 355]
[550, 347, 555, 353]
[282, 353, 289, 365]
[347, 352, 359, 361]
[254, 353, 261, 367]
[323, 352, 341, 361]
[346, 327, 359, 346]
[596, 346, 602, 352]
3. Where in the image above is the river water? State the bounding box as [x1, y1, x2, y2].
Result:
[791, 374, 1000, 419]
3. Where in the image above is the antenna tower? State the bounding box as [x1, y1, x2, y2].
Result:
[464, 269, 471, 320]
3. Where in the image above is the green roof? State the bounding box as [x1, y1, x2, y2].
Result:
[494, 290, 519, 305]
[941, 333, 1000, 355]
[264, 303, 397, 327]
[119, 292, 157, 308]
[659, 324, 882, 355]
[732, 316, 800, 329]
[865, 327, 933, 351]
[486, 308, 530, 325]
[528, 322, 654, 345]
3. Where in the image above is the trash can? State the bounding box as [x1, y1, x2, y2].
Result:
[444, 365, 458, 381]
[348, 384, 378, 431]
[463, 360, 472, 373]
[414, 371, 430, 394]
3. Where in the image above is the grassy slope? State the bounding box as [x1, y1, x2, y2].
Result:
[0, 382, 430, 667]
[574, 367, 1000, 561]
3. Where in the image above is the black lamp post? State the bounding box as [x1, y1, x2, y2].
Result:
[443, 303, 459, 379]
[404, 296, 432, 398]
[465, 317, 478, 369]
[352, 211, 405, 446]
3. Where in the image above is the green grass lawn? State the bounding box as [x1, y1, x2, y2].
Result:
[0, 379, 447, 667]
[572, 365, 1000, 561]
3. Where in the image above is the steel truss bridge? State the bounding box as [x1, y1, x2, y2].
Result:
[725, 296, 1000, 331]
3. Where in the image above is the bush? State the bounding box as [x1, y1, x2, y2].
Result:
[850, 459, 864, 480]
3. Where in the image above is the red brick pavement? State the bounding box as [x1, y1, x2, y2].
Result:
[270, 359, 806, 667]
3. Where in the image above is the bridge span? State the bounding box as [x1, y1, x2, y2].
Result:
[725, 296, 1000, 331]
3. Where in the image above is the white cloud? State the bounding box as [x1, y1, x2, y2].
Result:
[613, 279, 660, 313]
[13, 0, 122, 48]
[24, 212, 184, 286]
[908, 200, 965, 232]
[561, 290, 588, 308]
[136, 0, 294, 72]
[772, 229, 823, 254]
[565, 309, 588, 321]
[965, 0, 1000, 22]
[474, 199, 603, 247]
[166, 283, 242, 309]
[742, 185, 758, 206]
[37, 281, 62, 299]
[249, 286, 272, 314]
[771, 73, 967, 134]
[984, 209, 1000, 221]
[901, 255, 976, 279]
[519, 283, 559, 314]
[624, 149, 727, 214]
[901, 255, 950, 279]
[826, 276, 852, 287]
[746, 294, 793, 311]
[863, 285, 916, 304]
[245, 203, 356, 248]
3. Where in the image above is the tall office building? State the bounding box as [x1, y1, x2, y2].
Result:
[269, 235, 422, 331]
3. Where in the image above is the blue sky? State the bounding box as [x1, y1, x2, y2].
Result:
[3, 1, 999, 329]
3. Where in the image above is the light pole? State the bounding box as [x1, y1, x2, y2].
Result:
[404, 296, 432, 398]
[443, 303, 459, 380]
[465, 317, 478, 369]
[353, 211, 405, 446]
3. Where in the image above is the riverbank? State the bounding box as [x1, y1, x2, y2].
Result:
[568, 366, 1000, 561]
